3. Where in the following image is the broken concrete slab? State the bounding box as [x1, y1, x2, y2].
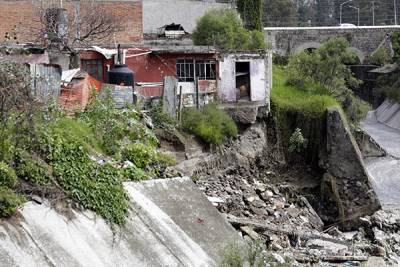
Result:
[0, 177, 239, 267]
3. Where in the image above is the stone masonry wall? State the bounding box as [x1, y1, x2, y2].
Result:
[265, 27, 400, 61]
[0, 0, 143, 45]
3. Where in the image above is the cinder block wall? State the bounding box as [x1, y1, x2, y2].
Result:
[0, 0, 143, 45]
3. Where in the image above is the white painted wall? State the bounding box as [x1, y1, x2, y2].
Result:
[218, 53, 271, 104]
[250, 59, 267, 102]
[218, 55, 236, 102]
[143, 0, 232, 34]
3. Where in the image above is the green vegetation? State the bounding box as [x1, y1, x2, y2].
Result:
[237, 0, 263, 31]
[0, 162, 18, 188]
[182, 104, 238, 145]
[192, 9, 265, 50]
[219, 240, 292, 267]
[0, 62, 175, 223]
[392, 32, 400, 63]
[271, 66, 339, 164]
[149, 103, 177, 132]
[289, 128, 308, 153]
[365, 47, 392, 66]
[271, 67, 339, 117]
[286, 37, 370, 125]
[0, 187, 24, 218]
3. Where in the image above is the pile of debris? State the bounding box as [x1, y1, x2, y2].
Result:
[179, 123, 398, 266]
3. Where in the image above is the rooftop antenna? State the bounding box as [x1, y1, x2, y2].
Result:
[113, 33, 117, 49]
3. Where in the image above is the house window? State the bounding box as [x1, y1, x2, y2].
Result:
[196, 60, 216, 80]
[176, 59, 216, 82]
[81, 59, 103, 81]
[176, 59, 194, 82]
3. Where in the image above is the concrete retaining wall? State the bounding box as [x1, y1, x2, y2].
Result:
[374, 99, 400, 131]
[321, 108, 381, 224]
[0, 177, 239, 267]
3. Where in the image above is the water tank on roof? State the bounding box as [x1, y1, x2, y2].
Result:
[108, 44, 134, 86]
[108, 64, 134, 86]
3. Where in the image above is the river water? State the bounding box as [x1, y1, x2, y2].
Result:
[362, 110, 400, 208]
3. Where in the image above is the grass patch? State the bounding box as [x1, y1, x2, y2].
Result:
[51, 117, 103, 154]
[271, 66, 340, 165]
[271, 66, 340, 117]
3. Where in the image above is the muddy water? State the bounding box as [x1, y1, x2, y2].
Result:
[362, 109, 400, 208]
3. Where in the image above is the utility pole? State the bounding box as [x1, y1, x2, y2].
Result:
[350, 5, 360, 26]
[395, 0, 398, 25]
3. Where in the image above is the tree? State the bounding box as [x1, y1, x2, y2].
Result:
[237, 0, 263, 30]
[287, 38, 370, 124]
[288, 37, 359, 92]
[33, 1, 127, 54]
[263, 0, 298, 27]
[0, 61, 36, 162]
[296, 0, 317, 26]
[192, 9, 265, 50]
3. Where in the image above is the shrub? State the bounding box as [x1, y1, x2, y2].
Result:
[288, 128, 308, 153]
[192, 9, 265, 50]
[0, 162, 17, 188]
[149, 103, 176, 131]
[0, 187, 24, 218]
[365, 47, 392, 66]
[39, 129, 129, 225]
[15, 151, 52, 185]
[81, 92, 158, 155]
[182, 105, 238, 145]
[122, 166, 150, 182]
[121, 143, 175, 172]
[122, 143, 156, 169]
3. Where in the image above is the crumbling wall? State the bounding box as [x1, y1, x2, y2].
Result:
[143, 0, 232, 34]
[321, 108, 381, 224]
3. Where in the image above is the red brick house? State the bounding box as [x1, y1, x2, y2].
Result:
[125, 46, 218, 100]
[0, 0, 143, 45]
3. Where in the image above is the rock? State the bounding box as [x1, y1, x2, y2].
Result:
[245, 196, 256, 203]
[372, 246, 387, 257]
[360, 217, 372, 227]
[361, 257, 388, 267]
[255, 185, 266, 194]
[271, 242, 283, 251]
[271, 252, 285, 264]
[306, 239, 348, 254]
[240, 226, 260, 241]
[252, 199, 266, 208]
[274, 201, 285, 210]
[207, 196, 224, 207]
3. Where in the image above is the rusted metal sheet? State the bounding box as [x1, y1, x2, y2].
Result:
[30, 64, 61, 103]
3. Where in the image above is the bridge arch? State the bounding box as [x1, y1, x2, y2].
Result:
[348, 47, 365, 63]
[293, 42, 321, 54]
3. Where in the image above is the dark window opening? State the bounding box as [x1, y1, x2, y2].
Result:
[177, 59, 194, 82]
[195, 60, 216, 80]
[81, 59, 103, 82]
[235, 62, 250, 100]
[177, 59, 216, 82]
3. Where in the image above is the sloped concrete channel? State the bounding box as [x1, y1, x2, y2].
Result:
[362, 100, 400, 207]
[0, 177, 239, 267]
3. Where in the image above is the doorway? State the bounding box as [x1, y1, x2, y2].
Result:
[235, 62, 250, 101]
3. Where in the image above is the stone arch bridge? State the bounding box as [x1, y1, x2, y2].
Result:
[264, 26, 400, 63]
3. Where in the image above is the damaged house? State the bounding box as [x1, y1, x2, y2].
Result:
[124, 45, 272, 121]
